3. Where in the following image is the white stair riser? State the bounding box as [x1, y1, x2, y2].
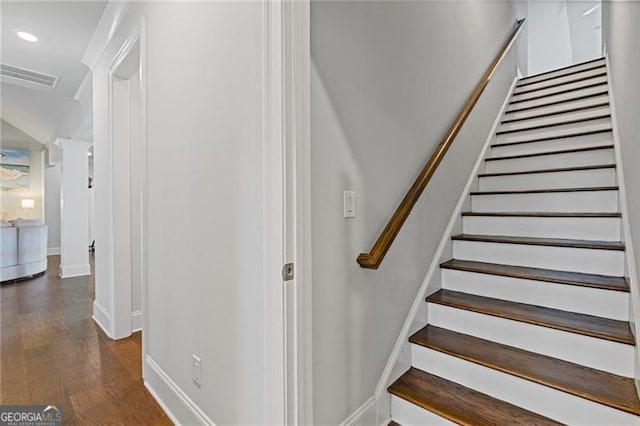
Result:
[453, 240, 624, 276]
[503, 95, 609, 121]
[511, 75, 608, 103]
[495, 120, 611, 144]
[427, 303, 634, 376]
[442, 269, 629, 320]
[499, 106, 610, 132]
[462, 215, 621, 241]
[507, 85, 607, 112]
[411, 345, 639, 425]
[479, 168, 616, 192]
[520, 60, 606, 85]
[515, 67, 606, 93]
[471, 190, 618, 213]
[485, 148, 615, 173]
[391, 396, 455, 426]
[491, 132, 613, 157]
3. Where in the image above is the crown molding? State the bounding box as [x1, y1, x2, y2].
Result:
[81, 0, 132, 71]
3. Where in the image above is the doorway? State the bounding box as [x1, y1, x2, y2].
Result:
[107, 30, 145, 342]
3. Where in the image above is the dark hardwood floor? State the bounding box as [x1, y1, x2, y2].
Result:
[1, 256, 171, 425]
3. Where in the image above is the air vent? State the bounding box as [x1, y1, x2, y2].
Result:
[1, 63, 58, 90]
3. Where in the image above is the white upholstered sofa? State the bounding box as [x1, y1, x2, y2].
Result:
[1, 220, 47, 282]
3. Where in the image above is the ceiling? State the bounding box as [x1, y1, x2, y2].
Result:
[0, 1, 107, 145]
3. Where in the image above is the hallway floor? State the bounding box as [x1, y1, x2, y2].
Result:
[0, 256, 172, 425]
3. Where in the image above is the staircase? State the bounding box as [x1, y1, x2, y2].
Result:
[388, 57, 640, 424]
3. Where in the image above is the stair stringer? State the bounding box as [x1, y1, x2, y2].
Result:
[345, 76, 519, 426]
[605, 53, 640, 397]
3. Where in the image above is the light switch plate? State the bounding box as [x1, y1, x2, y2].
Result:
[344, 191, 356, 218]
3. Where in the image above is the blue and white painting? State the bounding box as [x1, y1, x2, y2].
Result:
[0, 148, 30, 191]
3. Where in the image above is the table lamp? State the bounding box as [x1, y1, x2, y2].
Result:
[21, 198, 35, 218]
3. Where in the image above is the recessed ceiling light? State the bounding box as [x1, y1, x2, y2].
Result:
[17, 31, 38, 42]
[582, 4, 600, 16]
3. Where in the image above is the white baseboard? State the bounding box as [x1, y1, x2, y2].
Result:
[59, 263, 91, 278]
[144, 355, 215, 425]
[132, 310, 143, 332]
[340, 395, 376, 426]
[92, 300, 113, 338]
[47, 247, 61, 256]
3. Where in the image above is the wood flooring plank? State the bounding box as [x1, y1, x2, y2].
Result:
[0, 256, 171, 425]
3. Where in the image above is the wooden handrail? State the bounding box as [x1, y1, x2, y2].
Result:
[357, 19, 526, 269]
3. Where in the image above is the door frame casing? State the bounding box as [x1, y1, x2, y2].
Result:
[263, 0, 313, 423]
[105, 18, 147, 353]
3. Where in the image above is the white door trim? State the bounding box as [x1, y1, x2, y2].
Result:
[105, 18, 147, 346]
[263, 0, 313, 423]
[263, 1, 287, 422]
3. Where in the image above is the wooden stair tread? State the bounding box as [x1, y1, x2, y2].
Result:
[485, 144, 614, 161]
[518, 58, 605, 84]
[440, 259, 629, 292]
[501, 102, 609, 124]
[492, 127, 612, 147]
[470, 186, 618, 196]
[510, 82, 607, 105]
[388, 367, 562, 425]
[409, 326, 640, 416]
[478, 164, 616, 178]
[388, 422, 401, 426]
[495, 114, 610, 135]
[426, 289, 635, 345]
[451, 234, 624, 251]
[461, 211, 621, 218]
[514, 72, 608, 95]
[507, 91, 609, 114]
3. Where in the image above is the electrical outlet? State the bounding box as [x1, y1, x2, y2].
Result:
[192, 355, 202, 387]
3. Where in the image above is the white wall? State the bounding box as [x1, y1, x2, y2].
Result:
[566, 1, 602, 63]
[92, 2, 266, 423]
[44, 164, 61, 253]
[602, 0, 640, 384]
[310, 1, 516, 423]
[513, 0, 528, 75]
[526, 0, 574, 75]
[1, 120, 45, 221]
[518, 0, 602, 76]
